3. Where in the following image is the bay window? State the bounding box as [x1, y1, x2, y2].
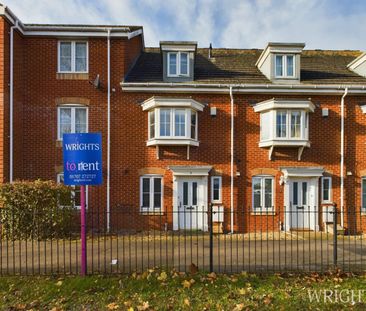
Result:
[148, 108, 198, 142]
[252, 176, 274, 211]
[140, 175, 163, 212]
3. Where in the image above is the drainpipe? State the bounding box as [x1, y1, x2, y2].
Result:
[9, 20, 19, 183]
[229, 86, 234, 234]
[106, 28, 111, 231]
[340, 87, 348, 228]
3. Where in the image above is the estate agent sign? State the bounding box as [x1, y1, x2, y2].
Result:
[63, 133, 103, 276]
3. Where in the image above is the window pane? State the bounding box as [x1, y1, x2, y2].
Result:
[293, 182, 298, 205]
[253, 178, 261, 208]
[183, 182, 188, 206]
[180, 53, 188, 75]
[287, 55, 294, 76]
[276, 111, 287, 138]
[275, 55, 283, 76]
[192, 182, 197, 205]
[149, 111, 155, 139]
[264, 178, 272, 208]
[75, 43, 87, 72]
[191, 111, 196, 139]
[159, 109, 171, 136]
[75, 108, 87, 133]
[169, 53, 177, 75]
[260, 112, 271, 140]
[142, 178, 150, 208]
[323, 178, 330, 201]
[60, 42, 72, 72]
[74, 186, 81, 207]
[174, 109, 186, 137]
[60, 108, 72, 137]
[213, 178, 220, 201]
[153, 178, 161, 209]
[302, 182, 307, 206]
[290, 111, 301, 138]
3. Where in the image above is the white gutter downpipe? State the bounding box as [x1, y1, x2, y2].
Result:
[107, 29, 111, 232]
[340, 87, 348, 228]
[10, 20, 19, 183]
[229, 86, 234, 234]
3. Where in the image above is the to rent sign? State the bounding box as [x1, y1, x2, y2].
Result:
[62, 133, 103, 185]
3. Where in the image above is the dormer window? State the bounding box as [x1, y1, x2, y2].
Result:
[256, 42, 304, 83]
[160, 41, 197, 82]
[142, 96, 204, 159]
[168, 52, 189, 77]
[275, 55, 295, 78]
[254, 98, 315, 160]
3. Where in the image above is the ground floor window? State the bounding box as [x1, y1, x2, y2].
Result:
[252, 176, 274, 211]
[362, 177, 366, 210]
[211, 176, 222, 203]
[140, 175, 163, 212]
[321, 177, 332, 203]
[57, 173, 85, 209]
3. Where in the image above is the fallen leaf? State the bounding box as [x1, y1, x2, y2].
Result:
[55, 281, 63, 287]
[233, 303, 244, 311]
[137, 301, 149, 311]
[106, 302, 119, 310]
[184, 298, 190, 307]
[182, 280, 192, 289]
[157, 271, 168, 281]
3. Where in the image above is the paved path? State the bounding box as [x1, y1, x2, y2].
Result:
[1, 233, 365, 275]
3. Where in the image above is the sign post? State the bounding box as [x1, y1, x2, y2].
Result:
[63, 133, 103, 276]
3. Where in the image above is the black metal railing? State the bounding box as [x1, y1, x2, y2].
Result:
[1, 205, 365, 275]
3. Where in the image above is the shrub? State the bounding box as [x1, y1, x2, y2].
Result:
[0, 180, 77, 240]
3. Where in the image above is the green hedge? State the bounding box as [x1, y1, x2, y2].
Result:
[0, 180, 77, 240]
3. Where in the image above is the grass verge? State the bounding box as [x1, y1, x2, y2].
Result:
[1, 269, 366, 310]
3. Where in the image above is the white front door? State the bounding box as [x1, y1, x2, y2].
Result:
[290, 179, 310, 229]
[177, 177, 206, 230]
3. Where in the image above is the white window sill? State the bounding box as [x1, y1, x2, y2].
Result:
[251, 211, 276, 216]
[147, 138, 199, 147]
[140, 210, 164, 215]
[259, 139, 310, 148]
[57, 71, 89, 74]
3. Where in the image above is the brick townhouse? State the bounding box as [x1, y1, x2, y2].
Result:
[2, 4, 366, 234]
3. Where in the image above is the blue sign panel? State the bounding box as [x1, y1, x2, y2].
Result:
[62, 133, 103, 185]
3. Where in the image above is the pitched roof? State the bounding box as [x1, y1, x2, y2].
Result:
[125, 48, 366, 85]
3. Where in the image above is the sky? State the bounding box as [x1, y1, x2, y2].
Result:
[6, 0, 366, 50]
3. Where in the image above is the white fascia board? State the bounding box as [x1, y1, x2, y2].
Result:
[253, 98, 315, 113]
[141, 96, 205, 111]
[160, 45, 196, 52]
[147, 139, 199, 146]
[121, 83, 366, 95]
[281, 167, 324, 178]
[169, 165, 212, 176]
[347, 52, 366, 69]
[22, 30, 131, 38]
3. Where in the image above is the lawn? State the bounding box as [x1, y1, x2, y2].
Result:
[1, 269, 366, 310]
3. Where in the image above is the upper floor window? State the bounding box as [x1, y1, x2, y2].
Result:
[275, 54, 295, 78]
[148, 108, 197, 141]
[140, 175, 163, 212]
[58, 41, 88, 73]
[57, 106, 88, 140]
[167, 52, 189, 77]
[252, 176, 274, 211]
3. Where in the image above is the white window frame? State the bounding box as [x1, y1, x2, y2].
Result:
[273, 110, 308, 141]
[167, 51, 190, 77]
[58, 41, 89, 73]
[57, 105, 89, 140]
[57, 173, 88, 210]
[252, 176, 274, 212]
[211, 176, 222, 204]
[275, 54, 295, 78]
[148, 108, 198, 141]
[321, 177, 332, 203]
[140, 175, 163, 212]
